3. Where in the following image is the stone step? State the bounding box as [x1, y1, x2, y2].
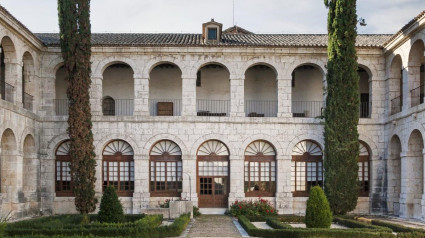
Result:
[199, 208, 227, 215]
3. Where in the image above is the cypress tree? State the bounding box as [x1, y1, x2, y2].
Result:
[323, 0, 360, 215]
[58, 0, 97, 214]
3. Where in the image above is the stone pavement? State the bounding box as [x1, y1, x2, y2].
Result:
[184, 215, 242, 237]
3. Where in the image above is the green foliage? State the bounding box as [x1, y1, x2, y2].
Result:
[227, 198, 277, 217]
[266, 218, 292, 229]
[305, 186, 332, 228]
[323, 0, 360, 215]
[58, 0, 97, 214]
[370, 220, 425, 233]
[278, 215, 306, 223]
[238, 215, 395, 238]
[6, 213, 190, 238]
[134, 215, 162, 228]
[193, 206, 201, 217]
[333, 217, 391, 231]
[97, 186, 124, 223]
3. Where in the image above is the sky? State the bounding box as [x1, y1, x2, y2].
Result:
[0, 0, 424, 34]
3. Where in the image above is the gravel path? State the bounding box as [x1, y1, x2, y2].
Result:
[186, 215, 242, 237]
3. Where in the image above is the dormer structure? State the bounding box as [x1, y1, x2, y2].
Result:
[202, 18, 222, 44]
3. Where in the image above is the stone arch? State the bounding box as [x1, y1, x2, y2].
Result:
[285, 134, 324, 157]
[96, 133, 140, 156]
[22, 51, 36, 109]
[403, 122, 425, 152]
[143, 134, 189, 156]
[92, 56, 139, 78]
[286, 61, 326, 78]
[243, 61, 279, 78]
[290, 62, 326, 118]
[190, 134, 236, 156]
[358, 134, 378, 159]
[1, 36, 17, 62]
[189, 58, 235, 77]
[22, 134, 37, 196]
[401, 129, 424, 218]
[407, 39, 425, 107]
[388, 55, 404, 114]
[239, 134, 284, 157]
[46, 134, 69, 158]
[1, 128, 18, 194]
[144, 58, 186, 77]
[148, 62, 183, 116]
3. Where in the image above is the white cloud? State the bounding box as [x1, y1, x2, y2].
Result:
[0, 0, 423, 34]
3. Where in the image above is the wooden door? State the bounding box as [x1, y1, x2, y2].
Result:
[197, 157, 229, 208]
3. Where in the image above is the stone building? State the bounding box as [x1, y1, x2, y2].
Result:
[0, 5, 424, 219]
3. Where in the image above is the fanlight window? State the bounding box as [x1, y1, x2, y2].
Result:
[358, 142, 370, 197]
[55, 140, 72, 196]
[244, 140, 276, 197]
[150, 140, 182, 197]
[197, 140, 229, 156]
[291, 140, 323, 197]
[103, 140, 134, 196]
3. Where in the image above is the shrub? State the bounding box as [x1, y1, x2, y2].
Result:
[135, 215, 162, 228]
[193, 206, 201, 217]
[333, 217, 391, 231]
[97, 186, 124, 223]
[305, 186, 332, 228]
[228, 198, 277, 217]
[266, 218, 292, 229]
[371, 220, 425, 233]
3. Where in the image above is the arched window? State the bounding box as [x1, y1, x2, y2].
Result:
[150, 140, 182, 197]
[55, 140, 72, 196]
[102, 140, 134, 196]
[244, 140, 276, 197]
[291, 140, 323, 197]
[102, 96, 115, 115]
[358, 142, 370, 197]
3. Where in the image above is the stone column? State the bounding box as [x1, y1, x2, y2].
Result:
[399, 151, 423, 218]
[277, 78, 292, 117]
[40, 75, 56, 117]
[230, 78, 245, 117]
[181, 76, 197, 116]
[401, 68, 410, 110]
[133, 154, 150, 213]
[275, 155, 293, 214]
[228, 155, 244, 205]
[133, 76, 149, 116]
[420, 149, 425, 219]
[90, 76, 102, 116]
[181, 154, 198, 204]
[39, 151, 55, 215]
[4, 61, 20, 106]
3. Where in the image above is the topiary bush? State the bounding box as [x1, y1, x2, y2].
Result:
[305, 186, 332, 228]
[97, 186, 124, 223]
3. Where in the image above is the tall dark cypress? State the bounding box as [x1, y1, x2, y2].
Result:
[323, 0, 360, 215]
[58, 0, 97, 214]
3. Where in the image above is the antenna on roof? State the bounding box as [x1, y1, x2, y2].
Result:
[233, 0, 235, 26]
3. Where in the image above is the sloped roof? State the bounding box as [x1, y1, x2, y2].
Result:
[223, 25, 254, 34]
[35, 33, 392, 48]
[384, 9, 425, 46]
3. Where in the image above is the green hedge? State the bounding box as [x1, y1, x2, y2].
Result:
[278, 215, 306, 223]
[266, 218, 292, 229]
[333, 217, 392, 232]
[6, 213, 190, 238]
[238, 215, 395, 238]
[371, 220, 425, 233]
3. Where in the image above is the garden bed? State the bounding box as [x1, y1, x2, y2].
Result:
[4, 213, 191, 238]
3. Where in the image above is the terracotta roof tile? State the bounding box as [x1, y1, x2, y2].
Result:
[35, 33, 392, 48]
[384, 9, 425, 46]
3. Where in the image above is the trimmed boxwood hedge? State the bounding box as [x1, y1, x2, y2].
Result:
[333, 217, 392, 232]
[6, 213, 190, 238]
[371, 220, 425, 233]
[238, 215, 395, 238]
[266, 218, 292, 229]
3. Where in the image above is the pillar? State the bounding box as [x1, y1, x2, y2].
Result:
[228, 155, 244, 205]
[275, 155, 293, 214]
[133, 76, 149, 116]
[181, 76, 197, 116]
[230, 78, 245, 117]
[90, 76, 102, 116]
[181, 155, 198, 203]
[133, 154, 150, 213]
[277, 78, 292, 117]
